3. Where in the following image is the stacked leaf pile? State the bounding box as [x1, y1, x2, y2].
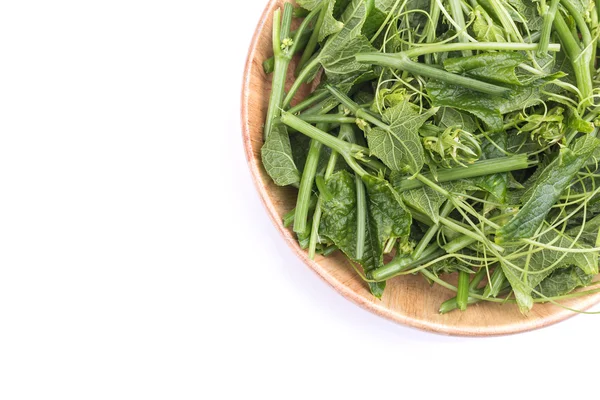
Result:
[260, 0, 600, 313]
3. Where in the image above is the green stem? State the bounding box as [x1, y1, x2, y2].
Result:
[294, 138, 323, 234]
[445, 268, 487, 314]
[325, 84, 389, 129]
[280, 112, 366, 156]
[441, 234, 477, 254]
[298, 114, 358, 124]
[412, 201, 454, 260]
[439, 290, 482, 314]
[401, 42, 561, 58]
[296, 0, 328, 75]
[284, 196, 317, 227]
[370, 247, 446, 281]
[283, 56, 321, 108]
[447, 0, 471, 56]
[342, 124, 367, 260]
[477, 0, 521, 42]
[482, 266, 506, 298]
[538, 0, 560, 55]
[394, 155, 535, 191]
[355, 53, 511, 96]
[554, 11, 593, 105]
[263, 26, 314, 74]
[561, 0, 592, 50]
[288, 91, 331, 114]
[280, 3, 294, 40]
[438, 216, 504, 253]
[422, 0, 440, 64]
[456, 270, 470, 310]
[263, 9, 289, 140]
[308, 134, 340, 259]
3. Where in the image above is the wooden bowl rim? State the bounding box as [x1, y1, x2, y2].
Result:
[240, 0, 600, 336]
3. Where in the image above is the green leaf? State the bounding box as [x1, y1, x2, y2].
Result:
[506, 0, 544, 31]
[427, 78, 551, 131]
[363, 174, 412, 241]
[297, 0, 344, 42]
[437, 107, 477, 133]
[317, 0, 376, 83]
[566, 213, 600, 245]
[443, 52, 529, 86]
[319, 170, 411, 298]
[472, 5, 507, 42]
[362, 0, 398, 38]
[500, 229, 598, 312]
[497, 135, 600, 242]
[319, 170, 385, 296]
[533, 266, 593, 299]
[398, 180, 473, 223]
[321, 35, 375, 82]
[261, 124, 300, 186]
[366, 99, 436, 173]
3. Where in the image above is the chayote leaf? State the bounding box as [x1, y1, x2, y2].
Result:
[427, 79, 550, 131]
[261, 124, 300, 186]
[297, 0, 344, 42]
[501, 229, 598, 312]
[533, 266, 593, 299]
[319, 170, 412, 298]
[365, 99, 437, 173]
[497, 135, 600, 242]
[443, 52, 529, 86]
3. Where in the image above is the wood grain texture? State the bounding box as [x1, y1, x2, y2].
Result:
[240, 0, 600, 336]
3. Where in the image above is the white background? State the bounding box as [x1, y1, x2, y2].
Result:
[0, 1, 597, 399]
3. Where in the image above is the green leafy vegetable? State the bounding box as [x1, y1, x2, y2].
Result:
[259, 0, 600, 314]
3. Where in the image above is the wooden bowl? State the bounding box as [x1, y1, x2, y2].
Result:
[241, 0, 600, 336]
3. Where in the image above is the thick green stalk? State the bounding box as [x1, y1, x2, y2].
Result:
[477, 0, 522, 42]
[395, 155, 535, 191]
[263, 5, 318, 140]
[263, 9, 287, 140]
[355, 53, 511, 96]
[561, 0, 592, 50]
[447, 0, 471, 56]
[370, 247, 446, 281]
[422, 0, 441, 64]
[280, 112, 366, 156]
[538, 0, 561, 55]
[283, 56, 321, 108]
[438, 215, 504, 253]
[482, 266, 506, 298]
[342, 124, 367, 260]
[401, 42, 561, 58]
[554, 11, 593, 105]
[263, 26, 314, 74]
[287, 91, 331, 114]
[283, 196, 317, 227]
[296, 0, 328, 75]
[456, 271, 471, 310]
[299, 114, 357, 124]
[308, 134, 340, 259]
[294, 138, 323, 234]
[439, 290, 482, 314]
[280, 112, 369, 178]
[439, 267, 488, 314]
[441, 234, 477, 254]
